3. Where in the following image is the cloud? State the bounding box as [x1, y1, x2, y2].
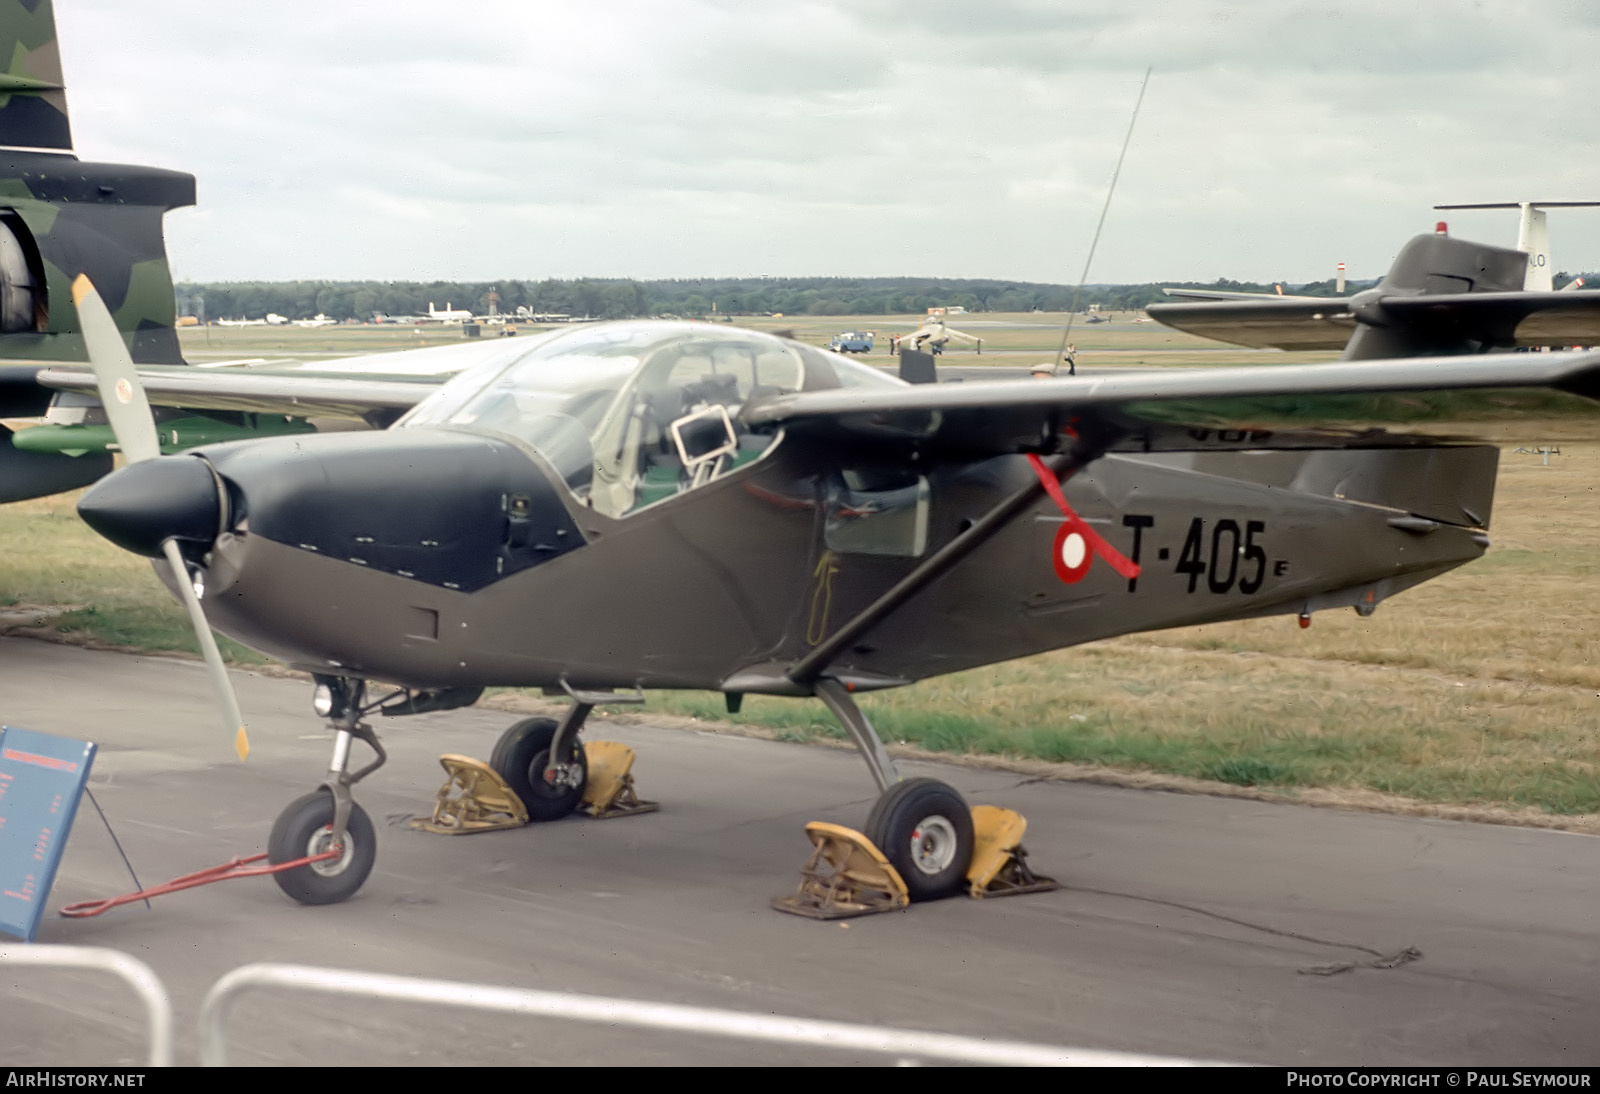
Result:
[53, 0, 1600, 284]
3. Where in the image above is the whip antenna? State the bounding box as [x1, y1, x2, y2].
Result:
[1055, 66, 1151, 372]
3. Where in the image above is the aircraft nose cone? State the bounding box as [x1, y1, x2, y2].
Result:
[77, 456, 223, 558]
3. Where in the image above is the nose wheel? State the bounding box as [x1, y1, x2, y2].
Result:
[267, 790, 377, 905]
[269, 678, 389, 905]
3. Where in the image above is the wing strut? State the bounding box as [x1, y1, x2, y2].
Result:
[787, 444, 1113, 686]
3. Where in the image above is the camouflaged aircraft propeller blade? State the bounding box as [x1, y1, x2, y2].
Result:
[70, 274, 160, 464]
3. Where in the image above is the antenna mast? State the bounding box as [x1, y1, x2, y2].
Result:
[1055, 66, 1151, 371]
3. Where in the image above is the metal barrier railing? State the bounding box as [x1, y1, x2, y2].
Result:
[198, 961, 1212, 1067]
[0, 946, 1222, 1066]
[0, 944, 174, 1066]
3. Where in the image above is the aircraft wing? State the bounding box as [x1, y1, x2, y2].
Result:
[743, 351, 1600, 455]
[31, 334, 553, 421]
[34, 364, 435, 420]
[1161, 288, 1330, 302]
[1147, 290, 1600, 352]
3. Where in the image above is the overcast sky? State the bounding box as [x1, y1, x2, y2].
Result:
[53, 0, 1600, 286]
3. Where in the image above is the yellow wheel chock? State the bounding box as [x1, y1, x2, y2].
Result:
[771, 822, 911, 920]
[407, 754, 529, 835]
[579, 741, 660, 819]
[966, 805, 1057, 898]
[410, 743, 658, 834]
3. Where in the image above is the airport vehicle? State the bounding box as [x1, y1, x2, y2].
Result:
[829, 331, 874, 354]
[64, 273, 1600, 906]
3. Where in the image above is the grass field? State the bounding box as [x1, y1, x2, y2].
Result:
[4, 321, 1596, 823]
[174, 311, 1341, 369]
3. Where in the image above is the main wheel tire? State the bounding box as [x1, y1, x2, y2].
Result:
[864, 778, 974, 902]
[489, 716, 588, 821]
[267, 790, 376, 905]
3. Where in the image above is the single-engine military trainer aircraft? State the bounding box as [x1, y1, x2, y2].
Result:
[14, 0, 1600, 907]
[60, 269, 1600, 906]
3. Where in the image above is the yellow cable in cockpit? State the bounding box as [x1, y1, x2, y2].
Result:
[806, 550, 839, 646]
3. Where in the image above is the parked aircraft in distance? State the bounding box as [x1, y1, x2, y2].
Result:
[426, 302, 472, 322]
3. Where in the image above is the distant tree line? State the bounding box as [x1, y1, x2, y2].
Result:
[174, 271, 1596, 323]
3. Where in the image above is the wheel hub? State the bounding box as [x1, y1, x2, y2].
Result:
[542, 760, 584, 790]
[306, 825, 352, 877]
[908, 816, 959, 876]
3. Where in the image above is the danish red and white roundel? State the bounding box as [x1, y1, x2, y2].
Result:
[1052, 521, 1092, 583]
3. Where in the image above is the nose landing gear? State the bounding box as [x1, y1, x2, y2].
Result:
[267, 678, 388, 905]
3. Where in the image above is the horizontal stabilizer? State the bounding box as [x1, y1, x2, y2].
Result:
[1148, 290, 1600, 353]
[1145, 298, 1355, 350]
[1149, 232, 1600, 357]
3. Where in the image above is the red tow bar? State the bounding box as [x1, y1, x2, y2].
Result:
[59, 849, 342, 918]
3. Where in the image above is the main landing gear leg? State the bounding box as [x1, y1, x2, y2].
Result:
[267, 678, 387, 905]
[814, 678, 974, 901]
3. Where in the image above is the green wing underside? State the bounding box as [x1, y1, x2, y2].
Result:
[35, 364, 435, 419]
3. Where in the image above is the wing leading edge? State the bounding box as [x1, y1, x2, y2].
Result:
[742, 351, 1600, 455]
[34, 365, 434, 420]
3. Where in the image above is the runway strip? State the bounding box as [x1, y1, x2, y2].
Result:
[1, 637, 1596, 1066]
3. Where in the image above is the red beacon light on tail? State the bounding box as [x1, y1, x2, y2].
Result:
[1435, 221, 1449, 235]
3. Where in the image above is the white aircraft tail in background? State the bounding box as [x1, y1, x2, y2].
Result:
[1434, 201, 1600, 291]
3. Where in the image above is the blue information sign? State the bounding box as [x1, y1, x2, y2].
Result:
[0, 726, 96, 942]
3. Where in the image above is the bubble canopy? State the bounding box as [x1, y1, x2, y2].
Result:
[398, 322, 900, 517]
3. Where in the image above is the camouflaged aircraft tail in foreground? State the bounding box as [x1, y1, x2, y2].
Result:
[0, 0, 195, 501]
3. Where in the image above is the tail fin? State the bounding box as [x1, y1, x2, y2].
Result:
[0, 0, 194, 367]
[0, 0, 71, 152]
[0, 0, 193, 503]
[1434, 202, 1600, 292]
